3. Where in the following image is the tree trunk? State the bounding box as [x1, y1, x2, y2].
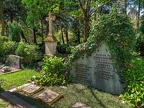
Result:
[83, 18, 89, 42]
[65, 29, 69, 44]
[77, 29, 81, 44]
[136, 0, 141, 34]
[124, 0, 127, 14]
[41, 19, 44, 41]
[33, 28, 37, 44]
[61, 26, 64, 44]
[0, 2, 5, 36]
[21, 31, 27, 42]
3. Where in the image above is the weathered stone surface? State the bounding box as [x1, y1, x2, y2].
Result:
[71, 43, 123, 94]
[5, 55, 21, 69]
[22, 84, 43, 95]
[1, 91, 36, 108]
[72, 102, 91, 108]
[36, 89, 63, 105]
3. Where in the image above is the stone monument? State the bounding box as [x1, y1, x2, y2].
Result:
[71, 43, 124, 94]
[5, 55, 21, 69]
[44, 12, 57, 56]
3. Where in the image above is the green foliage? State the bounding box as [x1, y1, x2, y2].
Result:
[137, 15, 144, 55]
[3, 41, 18, 55]
[57, 44, 71, 54]
[120, 57, 144, 107]
[35, 56, 71, 86]
[16, 43, 42, 64]
[0, 37, 4, 57]
[22, 0, 61, 26]
[7, 21, 21, 42]
[0, 36, 9, 63]
[135, 34, 144, 55]
[69, 13, 136, 83]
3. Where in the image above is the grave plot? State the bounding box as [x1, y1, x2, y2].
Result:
[0, 55, 21, 74]
[35, 89, 63, 105]
[21, 83, 43, 96]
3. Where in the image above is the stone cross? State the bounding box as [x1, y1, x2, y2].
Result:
[46, 12, 56, 37]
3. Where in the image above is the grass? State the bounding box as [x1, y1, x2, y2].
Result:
[0, 101, 9, 108]
[0, 69, 39, 90]
[0, 69, 131, 108]
[14, 84, 131, 108]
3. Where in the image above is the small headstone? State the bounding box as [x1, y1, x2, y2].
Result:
[5, 55, 21, 69]
[72, 102, 91, 108]
[21, 83, 43, 95]
[36, 89, 63, 105]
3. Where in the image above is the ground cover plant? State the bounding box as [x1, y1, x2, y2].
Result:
[120, 56, 144, 107]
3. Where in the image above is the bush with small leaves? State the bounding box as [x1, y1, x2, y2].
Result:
[16, 43, 42, 64]
[35, 56, 71, 86]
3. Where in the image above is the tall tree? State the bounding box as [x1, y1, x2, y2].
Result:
[67, 0, 112, 42]
[0, 0, 5, 36]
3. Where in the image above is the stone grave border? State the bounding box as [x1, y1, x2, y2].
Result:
[21, 84, 44, 96]
[35, 89, 64, 106]
[0, 69, 21, 75]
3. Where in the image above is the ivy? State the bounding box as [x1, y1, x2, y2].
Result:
[69, 13, 136, 83]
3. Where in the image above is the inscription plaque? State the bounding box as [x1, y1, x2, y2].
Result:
[22, 84, 43, 95]
[36, 89, 63, 105]
[71, 43, 123, 94]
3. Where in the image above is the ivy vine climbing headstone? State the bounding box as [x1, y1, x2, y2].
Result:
[71, 43, 123, 94]
[70, 14, 136, 95]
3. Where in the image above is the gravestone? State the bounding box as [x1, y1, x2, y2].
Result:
[5, 55, 21, 69]
[71, 43, 123, 94]
[36, 89, 63, 105]
[21, 83, 43, 95]
[44, 12, 57, 56]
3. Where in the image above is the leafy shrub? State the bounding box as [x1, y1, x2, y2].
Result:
[136, 35, 144, 55]
[120, 57, 144, 107]
[35, 56, 71, 85]
[16, 43, 42, 64]
[57, 44, 71, 54]
[3, 41, 18, 55]
[7, 21, 21, 42]
[0, 37, 4, 57]
[0, 36, 8, 63]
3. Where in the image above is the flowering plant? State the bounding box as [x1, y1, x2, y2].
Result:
[35, 56, 71, 85]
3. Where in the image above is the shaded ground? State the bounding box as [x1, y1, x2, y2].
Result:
[0, 95, 20, 108]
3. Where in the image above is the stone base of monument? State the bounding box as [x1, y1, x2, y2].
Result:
[35, 89, 63, 106]
[21, 83, 43, 96]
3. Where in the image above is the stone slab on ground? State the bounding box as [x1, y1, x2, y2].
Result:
[21, 83, 43, 95]
[1, 91, 36, 108]
[35, 89, 63, 106]
[72, 102, 91, 108]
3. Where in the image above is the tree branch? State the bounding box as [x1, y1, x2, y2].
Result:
[78, 0, 86, 15]
[90, 0, 112, 15]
